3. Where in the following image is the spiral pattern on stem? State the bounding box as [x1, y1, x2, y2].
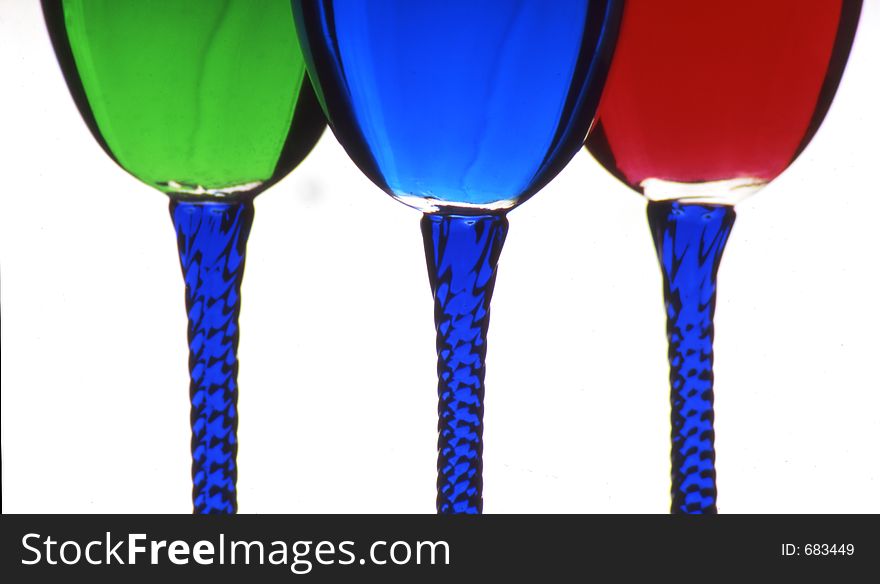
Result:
[648, 201, 735, 514]
[421, 213, 508, 514]
[171, 198, 253, 514]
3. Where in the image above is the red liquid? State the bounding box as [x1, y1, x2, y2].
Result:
[587, 0, 859, 190]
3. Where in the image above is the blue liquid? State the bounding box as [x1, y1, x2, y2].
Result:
[294, 0, 621, 213]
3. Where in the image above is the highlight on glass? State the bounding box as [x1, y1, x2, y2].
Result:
[293, 0, 622, 513]
[42, 0, 325, 513]
[585, 0, 863, 513]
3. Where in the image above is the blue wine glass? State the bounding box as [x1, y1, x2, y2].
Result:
[293, 0, 622, 513]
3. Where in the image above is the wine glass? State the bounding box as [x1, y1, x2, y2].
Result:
[42, 0, 325, 513]
[585, 0, 863, 513]
[293, 0, 622, 513]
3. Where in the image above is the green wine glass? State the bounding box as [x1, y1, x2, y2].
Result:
[42, 0, 324, 513]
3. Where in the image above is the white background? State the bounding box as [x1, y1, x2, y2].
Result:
[2, 1, 879, 514]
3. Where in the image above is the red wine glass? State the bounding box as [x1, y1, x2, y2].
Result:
[585, 0, 863, 513]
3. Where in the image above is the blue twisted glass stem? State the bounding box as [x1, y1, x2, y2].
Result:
[647, 201, 736, 514]
[421, 213, 509, 514]
[170, 198, 254, 514]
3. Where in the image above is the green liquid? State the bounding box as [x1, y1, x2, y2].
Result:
[47, 0, 317, 196]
